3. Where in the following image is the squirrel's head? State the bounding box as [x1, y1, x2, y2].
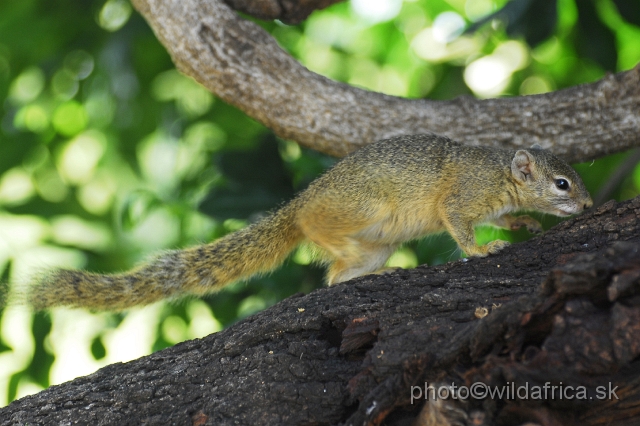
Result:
[511, 144, 593, 216]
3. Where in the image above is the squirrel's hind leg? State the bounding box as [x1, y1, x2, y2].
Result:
[297, 200, 395, 284]
[325, 242, 396, 285]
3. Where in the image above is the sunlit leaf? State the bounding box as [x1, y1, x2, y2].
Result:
[52, 101, 88, 137]
[98, 0, 132, 32]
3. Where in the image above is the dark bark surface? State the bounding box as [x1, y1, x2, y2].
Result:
[3, 197, 640, 426]
[130, 0, 640, 161]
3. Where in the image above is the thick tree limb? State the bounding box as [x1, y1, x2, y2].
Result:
[130, 0, 640, 161]
[3, 197, 640, 425]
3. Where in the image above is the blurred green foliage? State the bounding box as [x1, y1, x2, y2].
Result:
[0, 0, 639, 406]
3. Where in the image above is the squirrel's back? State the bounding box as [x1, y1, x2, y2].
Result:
[307, 134, 515, 197]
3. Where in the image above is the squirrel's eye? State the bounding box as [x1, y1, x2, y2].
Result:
[555, 178, 569, 190]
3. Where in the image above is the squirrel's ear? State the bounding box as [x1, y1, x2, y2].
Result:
[530, 143, 543, 150]
[511, 150, 535, 182]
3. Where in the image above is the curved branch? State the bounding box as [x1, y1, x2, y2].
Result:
[130, 0, 640, 162]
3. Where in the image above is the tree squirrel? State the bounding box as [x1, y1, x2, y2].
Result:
[28, 134, 592, 311]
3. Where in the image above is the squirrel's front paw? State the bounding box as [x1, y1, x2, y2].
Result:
[527, 223, 543, 234]
[485, 239, 510, 255]
[510, 215, 543, 234]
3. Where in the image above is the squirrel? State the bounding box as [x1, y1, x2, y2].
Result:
[27, 133, 592, 311]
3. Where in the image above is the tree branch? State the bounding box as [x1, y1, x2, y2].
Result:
[3, 197, 640, 425]
[130, 0, 640, 162]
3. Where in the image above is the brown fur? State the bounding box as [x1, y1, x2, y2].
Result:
[28, 134, 592, 310]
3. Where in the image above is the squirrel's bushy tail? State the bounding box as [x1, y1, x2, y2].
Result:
[28, 202, 304, 311]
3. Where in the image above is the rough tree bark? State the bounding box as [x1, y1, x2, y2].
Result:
[130, 0, 640, 161]
[2, 197, 640, 425]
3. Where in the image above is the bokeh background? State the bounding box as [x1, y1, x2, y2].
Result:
[0, 0, 639, 406]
